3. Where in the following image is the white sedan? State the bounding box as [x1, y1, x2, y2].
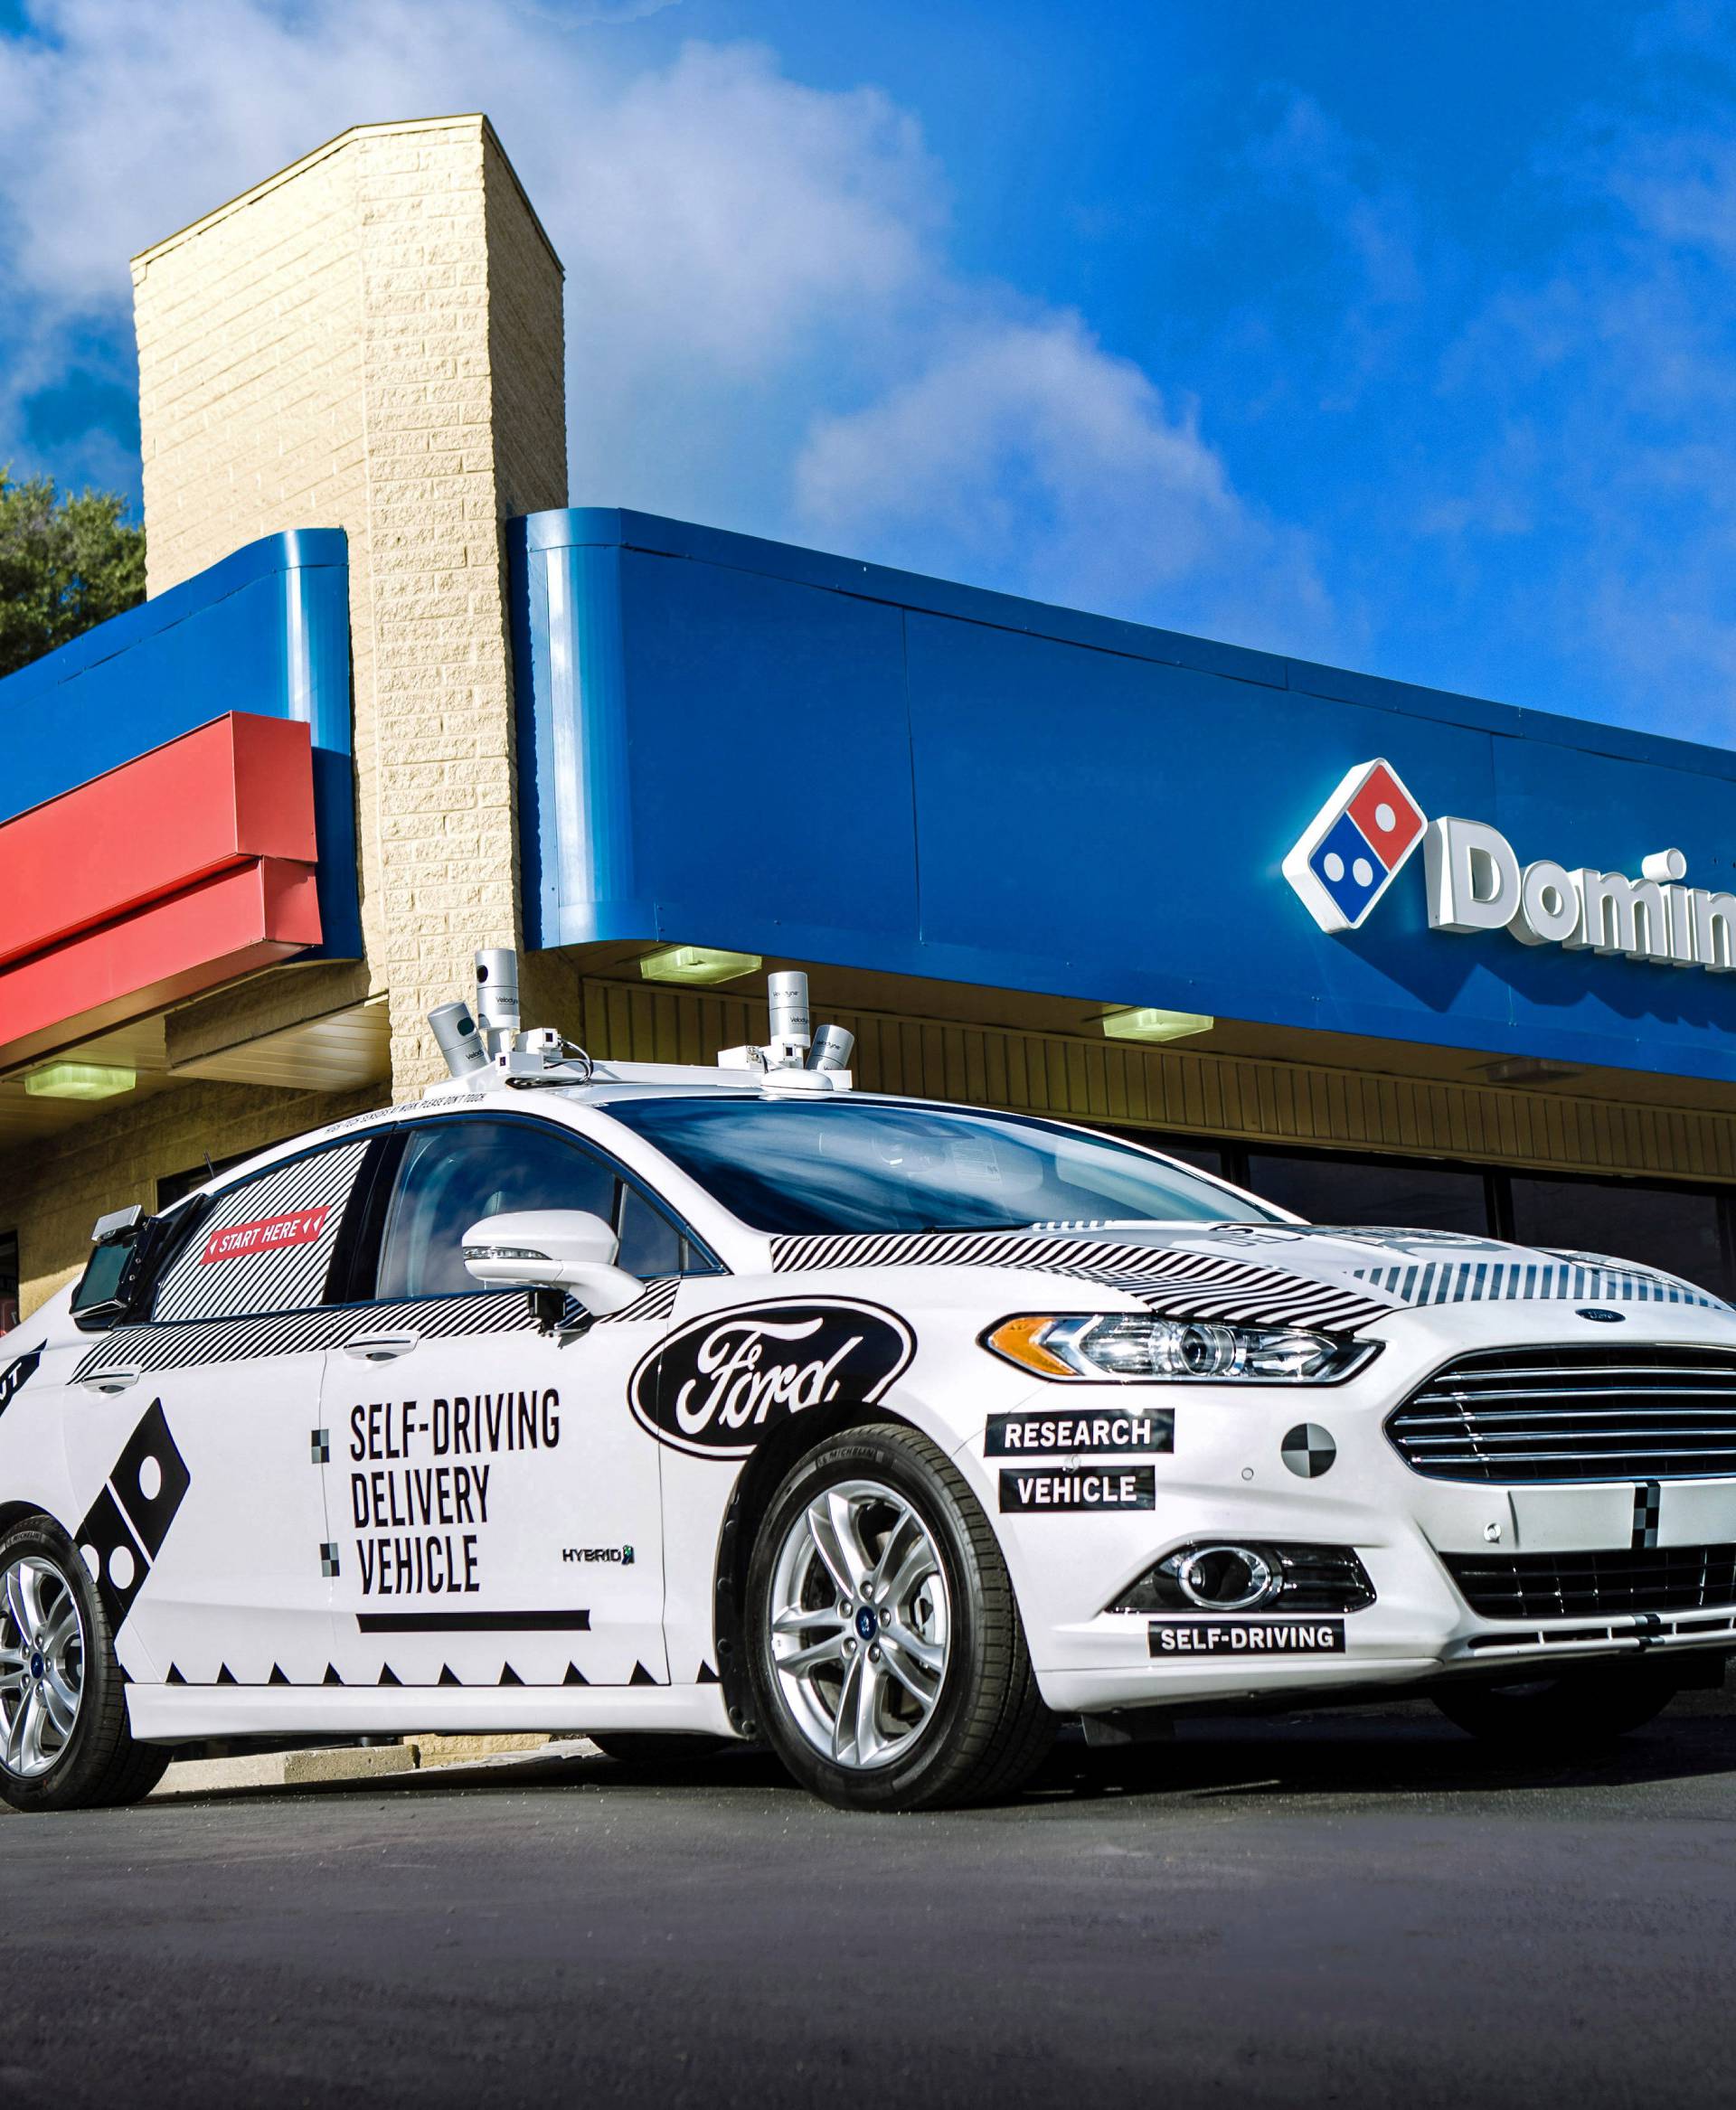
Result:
[2, 1046, 1731, 1811]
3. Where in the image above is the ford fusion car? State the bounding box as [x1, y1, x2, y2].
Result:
[1, 963, 1731, 1813]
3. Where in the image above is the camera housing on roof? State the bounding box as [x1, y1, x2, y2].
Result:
[426, 953, 854, 1097]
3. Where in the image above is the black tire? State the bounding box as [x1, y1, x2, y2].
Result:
[0, 1513, 170, 1813]
[745, 1423, 1053, 1812]
[1435, 1663, 1679, 1751]
[588, 1733, 736, 1765]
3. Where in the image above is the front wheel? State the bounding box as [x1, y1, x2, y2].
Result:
[0, 1514, 170, 1813]
[1434, 1663, 1678, 1752]
[746, 1424, 1053, 1812]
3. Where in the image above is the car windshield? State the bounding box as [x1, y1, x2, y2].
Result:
[602, 1097, 1281, 1236]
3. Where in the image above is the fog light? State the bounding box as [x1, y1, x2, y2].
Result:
[1174, 1545, 1278, 1612]
[1108, 1541, 1377, 1615]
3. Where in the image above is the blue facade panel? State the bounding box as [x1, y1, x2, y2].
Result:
[0, 530, 360, 959]
[512, 508, 1736, 1087]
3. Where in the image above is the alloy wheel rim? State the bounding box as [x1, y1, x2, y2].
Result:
[0, 1555, 85, 1779]
[768, 1478, 951, 1772]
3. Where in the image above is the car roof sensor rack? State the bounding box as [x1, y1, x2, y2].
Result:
[424, 956, 854, 1099]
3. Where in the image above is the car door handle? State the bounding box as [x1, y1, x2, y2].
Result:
[341, 1332, 422, 1364]
[80, 1365, 142, 1395]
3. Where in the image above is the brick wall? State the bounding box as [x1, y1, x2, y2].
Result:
[132, 115, 568, 1098]
[0, 116, 573, 1323]
[7, 1079, 386, 1315]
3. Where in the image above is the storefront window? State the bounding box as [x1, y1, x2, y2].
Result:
[1507, 1176, 1731, 1301]
[0, 1231, 17, 1334]
[157, 1152, 255, 1211]
[1245, 1151, 1493, 1236]
[1141, 1135, 1226, 1180]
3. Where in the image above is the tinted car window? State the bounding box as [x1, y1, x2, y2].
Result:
[377, 1121, 618, 1301]
[151, 1139, 372, 1323]
[602, 1098, 1277, 1236]
[616, 1185, 684, 1278]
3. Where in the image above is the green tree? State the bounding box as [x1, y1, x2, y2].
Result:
[0, 469, 146, 680]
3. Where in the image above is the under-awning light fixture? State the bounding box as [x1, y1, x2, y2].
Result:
[24, 1062, 138, 1102]
[638, 945, 764, 987]
[1099, 1007, 1214, 1045]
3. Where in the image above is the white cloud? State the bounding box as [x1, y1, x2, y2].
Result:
[0, 0, 1335, 656]
[796, 315, 1335, 655]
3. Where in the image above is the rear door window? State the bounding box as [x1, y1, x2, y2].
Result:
[150, 1139, 372, 1324]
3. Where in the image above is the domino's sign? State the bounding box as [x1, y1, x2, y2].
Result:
[1281, 760, 1427, 933]
[1283, 758, 1736, 974]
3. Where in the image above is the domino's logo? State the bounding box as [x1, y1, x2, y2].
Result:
[1281, 759, 1426, 933]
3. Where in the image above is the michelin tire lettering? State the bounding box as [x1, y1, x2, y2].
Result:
[628, 1299, 915, 1459]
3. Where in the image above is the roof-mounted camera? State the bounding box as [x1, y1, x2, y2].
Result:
[425, 953, 854, 1097]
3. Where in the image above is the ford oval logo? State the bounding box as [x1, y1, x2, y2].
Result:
[628, 1298, 915, 1458]
[1576, 1307, 1627, 1323]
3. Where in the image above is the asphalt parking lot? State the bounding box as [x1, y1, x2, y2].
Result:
[3, 1702, 1733, 2110]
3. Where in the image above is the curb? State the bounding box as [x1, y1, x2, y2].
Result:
[150, 1734, 582, 1799]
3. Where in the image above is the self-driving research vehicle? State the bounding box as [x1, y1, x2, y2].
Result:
[1, 957, 1730, 1812]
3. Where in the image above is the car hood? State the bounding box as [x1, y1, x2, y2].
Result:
[766, 1221, 1728, 1332]
[1080, 1220, 1727, 1314]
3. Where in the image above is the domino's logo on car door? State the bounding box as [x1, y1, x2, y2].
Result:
[1282, 758, 1426, 933]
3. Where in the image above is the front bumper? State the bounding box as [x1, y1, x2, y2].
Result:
[956, 1297, 1736, 1716]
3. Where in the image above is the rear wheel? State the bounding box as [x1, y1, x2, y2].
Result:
[0, 1515, 169, 1813]
[1435, 1663, 1678, 1751]
[746, 1424, 1053, 1812]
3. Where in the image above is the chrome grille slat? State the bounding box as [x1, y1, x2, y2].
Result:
[1415, 1448, 1736, 1466]
[1417, 1365, 1736, 1386]
[1446, 1542, 1736, 1619]
[1401, 1406, 1736, 1424]
[1401, 1436, 1736, 1451]
[1387, 1344, 1736, 1483]
[1410, 1385, 1736, 1404]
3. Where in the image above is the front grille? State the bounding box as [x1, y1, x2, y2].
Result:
[1387, 1343, 1736, 1483]
[1446, 1542, 1736, 1620]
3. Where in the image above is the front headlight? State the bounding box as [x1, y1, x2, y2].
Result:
[983, 1313, 1379, 1385]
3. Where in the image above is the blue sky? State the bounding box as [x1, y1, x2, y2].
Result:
[3, 1, 1735, 739]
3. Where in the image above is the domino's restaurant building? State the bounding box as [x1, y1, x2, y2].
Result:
[7, 116, 1736, 1323]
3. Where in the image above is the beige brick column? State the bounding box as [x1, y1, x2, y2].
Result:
[131, 116, 568, 1094]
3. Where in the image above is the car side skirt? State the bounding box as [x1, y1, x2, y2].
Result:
[127, 1682, 736, 1744]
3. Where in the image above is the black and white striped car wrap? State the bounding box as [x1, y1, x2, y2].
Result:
[1345, 1257, 1729, 1310]
[150, 1141, 371, 1324]
[767, 1229, 1399, 1332]
[72, 1275, 683, 1382]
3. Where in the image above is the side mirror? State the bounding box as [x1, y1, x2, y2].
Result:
[461, 1210, 643, 1316]
[71, 1205, 156, 1331]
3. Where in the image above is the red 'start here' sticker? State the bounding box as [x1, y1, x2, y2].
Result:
[201, 1209, 329, 1266]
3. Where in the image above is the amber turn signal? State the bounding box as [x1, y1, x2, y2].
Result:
[983, 1314, 1076, 1377]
